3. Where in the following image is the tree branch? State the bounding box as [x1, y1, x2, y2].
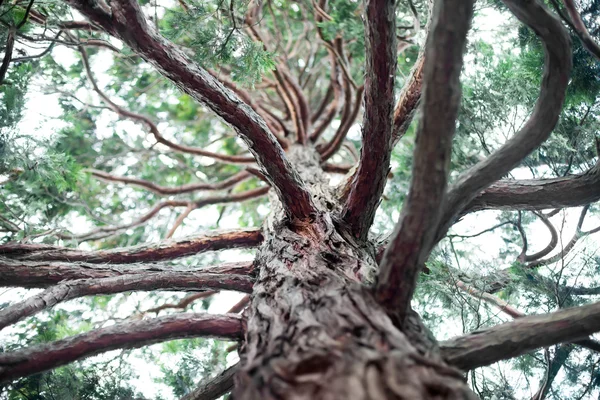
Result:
[375, 0, 474, 322]
[67, 0, 317, 221]
[0, 272, 252, 330]
[440, 299, 600, 370]
[339, 0, 396, 240]
[0, 259, 255, 288]
[78, 47, 256, 164]
[0, 228, 263, 263]
[439, 0, 572, 235]
[562, 0, 600, 61]
[462, 166, 600, 215]
[142, 291, 217, 315]
[59, 187, 268, 242]
[87, 169, 253, 196]
[391, 0, 432, 142]
[0, 313, 243, 384]
[181, 363, 238, 400]
[525, 212, 558, 262]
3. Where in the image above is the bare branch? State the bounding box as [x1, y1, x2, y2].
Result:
[375, 0, 474, 322]
[525, 212, 558, 262]
[0, 313, 243, 384]
[141, 291, 218, 315]
[87, 169, 253, 196]
[58, 200, 189, 241]
[339, 0, 397, 240]
[0, 272, 252, 330]
[0, 258, 254, 288]
[166, 203, 195, 239]
[440, 300, 600, 370]
[181, 363, 238, 400]
[0, 228, 263, 263]
[59, 187, 268, 241]
[227, 294, 250, 314]
[528, 205, 600, 269]
[67, 0, 317, 221]
[439, 0, 572, 235]
[320, 85, 364, 161]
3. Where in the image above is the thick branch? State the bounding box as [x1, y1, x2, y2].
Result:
[462, 167, 600, 214]
[67, 0, 316, 221]
[440, 300, 600, 370]
[375, 0, 474, 321]
[0, 272, 252, 330]
[0, 313, 243, 383]
[1, 228, 263, 263]
[440, 0, 572, 234]
[0, 259, 254, 288]
[181, 363, 238, 400]
[340, 0, 396, 240]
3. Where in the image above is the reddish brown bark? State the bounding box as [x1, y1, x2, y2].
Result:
[341, 0, 397, 240]
[376, 0, 474, 323]
[0, 259, 254, 287]
[0, 313, 243, 384]
[1, 228, 263, 263]
[441, 299, 600, 370]
[462, 166, 600, 215]
[0, 272, 252, 330]
[66, 0, 316, 222]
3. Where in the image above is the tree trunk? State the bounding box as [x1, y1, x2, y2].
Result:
[234, 147, 476, 399]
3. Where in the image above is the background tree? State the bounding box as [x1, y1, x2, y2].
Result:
[0, 0, 600, 398]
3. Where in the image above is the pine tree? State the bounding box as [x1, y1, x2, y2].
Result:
[1, 0, 600, 398]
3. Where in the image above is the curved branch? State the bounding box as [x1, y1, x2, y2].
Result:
[79, 48, 256, 165]
[60, 186, 269, 241]
[62, 200, 190, 241]
[0, 259, 255, 288]
[441, 299, 600, 370]
[525, 212, 558, 262]
[320, 85, 364, 161]
[439, 0, 572, 235]
[528, 205, 600, 269]
[87, 169, 253, 196]
[1, 228, 263, 263]
[0, 313, 243, 384]
[0, 272, 253, 330]
[340, 0, 397, 240]
[375, 0, 474, 321]
[562, 0, 600, 61]
[143, 291, 218, 315]
[181, 363, 238, 400]
[68, 0, 316, 221]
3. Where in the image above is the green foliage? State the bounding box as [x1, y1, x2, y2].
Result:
[159, 0, 276, 86]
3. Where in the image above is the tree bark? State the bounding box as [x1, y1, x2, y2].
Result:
[234, 206, 476, 398]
